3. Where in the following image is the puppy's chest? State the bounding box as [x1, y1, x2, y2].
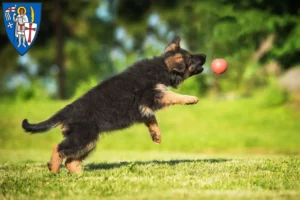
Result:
[138, 83, 168, 118]
[139, 105, 155, 118]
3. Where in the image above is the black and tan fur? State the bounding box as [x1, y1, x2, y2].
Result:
[22, 36, 206, 174]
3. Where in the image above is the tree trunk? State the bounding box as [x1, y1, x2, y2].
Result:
[55, 0, 66, 99]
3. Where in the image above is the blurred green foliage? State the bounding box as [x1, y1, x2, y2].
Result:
[73, 77, 99, 99]
[262, 85, 289, 107]
[258, 75, 289, 107]
[0, 0, 299, 100]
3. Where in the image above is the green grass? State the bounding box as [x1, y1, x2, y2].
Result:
[0, 96, 300, 199]
[0, 151, 299, 199]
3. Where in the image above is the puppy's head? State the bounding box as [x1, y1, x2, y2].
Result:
[164, 36, 206, 80]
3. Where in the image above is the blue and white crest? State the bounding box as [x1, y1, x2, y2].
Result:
[2, 2, 42, 56]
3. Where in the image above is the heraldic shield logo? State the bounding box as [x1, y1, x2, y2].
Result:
[2, 3, 42, 56]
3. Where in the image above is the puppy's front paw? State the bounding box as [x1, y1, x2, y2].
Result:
[151, 132, 161, 144]
[185, 96, 199, 105]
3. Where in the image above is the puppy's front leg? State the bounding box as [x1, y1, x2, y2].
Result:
[144, 115, 161, 144]
[155, 84, 198, 107]
[161, 91, 198, 106]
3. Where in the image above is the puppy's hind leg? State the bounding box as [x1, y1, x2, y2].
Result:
[65, 158, 82, 174]
[58, 126, 98, 174]
[47, 144, 63, 174]
[47, 125, 70, 174]
[64, 142, 97, 174]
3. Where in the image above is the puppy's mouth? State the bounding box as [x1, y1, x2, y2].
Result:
[193, 65, 204, 74]
[190, 54, 206, 76]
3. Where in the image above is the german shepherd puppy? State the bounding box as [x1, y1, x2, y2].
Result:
[22, 36, 206, 174]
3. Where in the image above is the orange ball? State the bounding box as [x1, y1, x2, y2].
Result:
[211, 58, 227, 74]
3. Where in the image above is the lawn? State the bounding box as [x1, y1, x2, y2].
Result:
[0, 151, 299, 199]
[0, 96, 299, 199]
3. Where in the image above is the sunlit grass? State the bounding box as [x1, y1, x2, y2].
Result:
[0, 150, 299, 199]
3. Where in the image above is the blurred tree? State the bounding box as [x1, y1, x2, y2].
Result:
[55, 0, 65, 99]
[0, 0, 299, 99]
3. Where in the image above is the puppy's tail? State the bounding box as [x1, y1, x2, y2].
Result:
[22, 114, 62, 134]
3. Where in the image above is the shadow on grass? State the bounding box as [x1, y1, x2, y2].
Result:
[86, 158, 230, 171]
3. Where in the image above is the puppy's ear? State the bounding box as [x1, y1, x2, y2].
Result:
[171, 62, 185, 73]
[165, 53, 186, 73]
[164, 36, 181, 53]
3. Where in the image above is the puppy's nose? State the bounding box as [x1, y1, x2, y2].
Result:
[194, 54, 206, 60]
